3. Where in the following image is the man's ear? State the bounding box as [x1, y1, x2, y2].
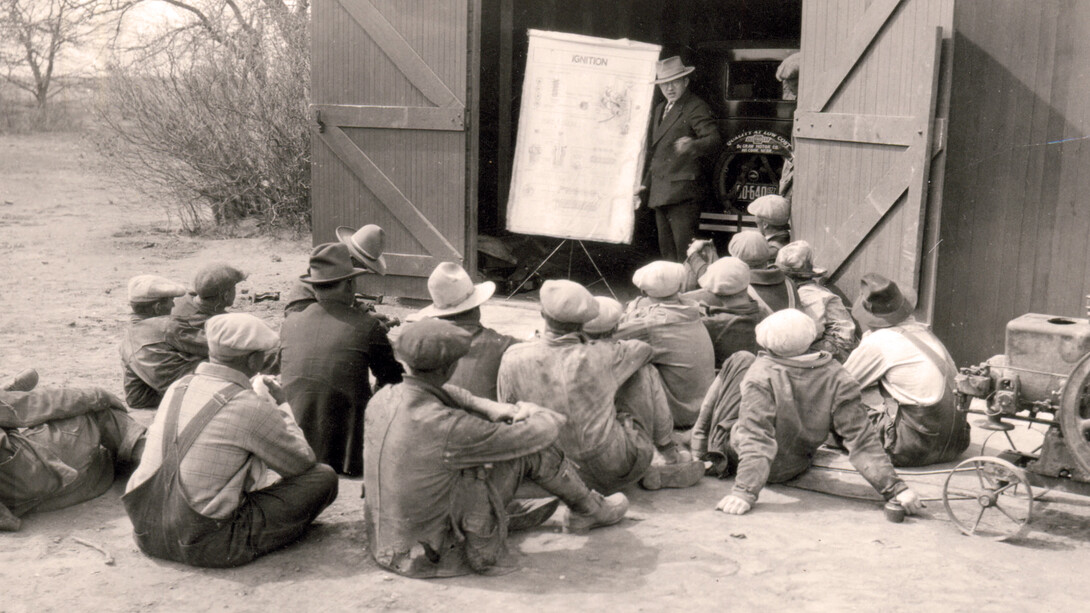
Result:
[247, 351, 266, 373]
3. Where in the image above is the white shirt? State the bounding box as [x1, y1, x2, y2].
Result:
[843, 319, 951, 407]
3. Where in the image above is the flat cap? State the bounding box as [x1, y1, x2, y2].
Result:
[633, 261, 687, 298]
[540, 280, 599, 324]
[392, 318, 473, 371]
[193, 263, 247, 299]
[205, 313, 279, 358]
[755, 308, 817, 357]
[128, 274, 187, 303]
[748, 194, 791, 225]
[776, 240, 826, 277]
[698, 257, 750, 296]
[728, 231, 772, 269]
[583, 296, 625, 335]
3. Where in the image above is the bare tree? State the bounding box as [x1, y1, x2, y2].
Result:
[0, 0, 111, 107]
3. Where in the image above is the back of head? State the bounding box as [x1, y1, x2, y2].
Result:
[698, 257, 750, 296]
[748, 194, 791, 226]
[728, 231, 772, 269]
[540, 280, 599, 325]
[205, 313, 279, 362]
[632, 261, 687, 299]
[776, 240, 826, 279]
[392, 318, 473, 373]
[128, 274, 187, 315]
[583, 296, 625, 337]
[755, 308, 817, 358]
[194, 263, 247, 300]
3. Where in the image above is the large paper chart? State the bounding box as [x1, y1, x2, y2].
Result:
[506, 30, 661, 244]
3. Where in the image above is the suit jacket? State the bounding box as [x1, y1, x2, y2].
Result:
[645, 89, 721, 208]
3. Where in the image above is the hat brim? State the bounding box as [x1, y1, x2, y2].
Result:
[416, 281, 496, 318]
[653, 66, 695, 84]
[299, 268, 370, 285]
[336, 226, 387, 276]
[852, 288, 917, 330]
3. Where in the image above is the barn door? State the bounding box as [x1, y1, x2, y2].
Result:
[310, 0, 479, 299]
[794, 0, 946, 307]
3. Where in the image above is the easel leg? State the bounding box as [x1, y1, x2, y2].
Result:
[504, 240, 568, 299]
[578, 241, 618, 300]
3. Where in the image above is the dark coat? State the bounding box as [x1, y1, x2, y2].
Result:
[644, 89, 721, 209]
[279, 296, 403, 476]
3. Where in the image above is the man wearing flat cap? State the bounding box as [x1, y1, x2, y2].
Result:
[776, 241, 856, 362]
[414, 262, 519, 401]
[120, 274, 204, 408]
[682, 257, 763, 366]
[843, 274, 969, 466]
[638, 55, 721, 262]
[167, 262, 256, 366]
[365, 318, 628, 578]
[615, 261, 715, 427]
[279, 243, 403, 476]
[125, 313, 337, 567]
[729, 230, 800, 316]
[748, 194, 792, 261]
[690, 309, 924, 517]
[1, 372, 146, 532]
[499, 280, 669, 492]
[284, 224, 389, 316]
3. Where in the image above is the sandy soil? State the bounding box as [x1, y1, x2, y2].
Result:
[2, 133, 1089, 612]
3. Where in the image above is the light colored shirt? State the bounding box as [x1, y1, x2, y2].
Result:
[843, 319, 950, 407]
[796, 283, 856, 357]
[127, 362, 315, 519]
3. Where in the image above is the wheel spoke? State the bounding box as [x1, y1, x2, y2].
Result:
[969, 505, 986, 535]
[993, 481, 1019, 496]
[993, 502, 1024, 525]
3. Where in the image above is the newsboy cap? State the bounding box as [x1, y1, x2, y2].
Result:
[698, 257, 750, 296]
[776, 240, 827, 278]
[128, 274, 187, 304]
[205, 313, 279, 359]
[583, 296, 625, 335]
[633, 261, 687, 298]
[748, 194, 791, 225]
[728, 231, 772, 269]
[392, 318, 473, 371]
[540, 280, 599, 324]
[755, 308, 817, 358]
[193, 263, 247, 299]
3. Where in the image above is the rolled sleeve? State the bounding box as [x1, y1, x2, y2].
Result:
[730, 378, 778, 501]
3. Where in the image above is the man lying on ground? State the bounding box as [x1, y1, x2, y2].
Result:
[125, 313, 337, 568]
[690, 308, 923, 516]
[1, 369, 146, 532]
[364, 318, 628, 578]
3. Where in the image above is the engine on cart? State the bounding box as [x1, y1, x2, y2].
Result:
[955, 313, 1090, 482]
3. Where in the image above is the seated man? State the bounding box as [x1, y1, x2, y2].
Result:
[498, 281, 664, 493]
[365, 318, 628, 578]
[1, 370, 146, 532]
[280, 243, 403, 476]
[583, 297, 704, 490]
[615, 261, 715, 427]
[682, 256, 763, 367]
[414, 262, 519, 400]
[690, 309, 924, 516]
[125, 314, 338, 568]
[120, 274, 203, 408]
[284, 224, 387, 316]
[728, 230, 800, 316]
[168, 262, 248, 359]
[844, 274, 970, 466]
[776, 241, 857, 362]
[748, 194, 792, 260]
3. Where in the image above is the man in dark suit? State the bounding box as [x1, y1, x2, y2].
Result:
[639, 56, 721, 262]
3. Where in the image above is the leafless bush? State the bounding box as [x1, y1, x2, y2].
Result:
[94, 1, 311, 233]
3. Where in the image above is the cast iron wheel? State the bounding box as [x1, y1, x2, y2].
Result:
[942, 456, 1033, 541]
[1059, 353, 1090, 475]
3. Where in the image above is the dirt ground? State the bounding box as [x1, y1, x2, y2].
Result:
[1, 133, 1089, 612]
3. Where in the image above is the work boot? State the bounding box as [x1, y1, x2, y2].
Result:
[566, 491, 628, 533]
[506, 497, 561, 531]
[2, 368, 38, 392]
[640, 459, 706, 490]
[656, 443, 692, 465]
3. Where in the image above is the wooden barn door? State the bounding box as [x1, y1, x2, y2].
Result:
[310, 0, 479, 299]
[794, 0, 948, 310]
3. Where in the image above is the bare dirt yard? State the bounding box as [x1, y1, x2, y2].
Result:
[2, 133, 1089, 612]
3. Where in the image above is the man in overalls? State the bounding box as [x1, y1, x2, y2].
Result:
[124, 313, 337, 568]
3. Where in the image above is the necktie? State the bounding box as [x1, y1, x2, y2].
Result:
[662, 102, 673, 120]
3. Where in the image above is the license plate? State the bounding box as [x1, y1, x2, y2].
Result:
[738, 183, 778, 203]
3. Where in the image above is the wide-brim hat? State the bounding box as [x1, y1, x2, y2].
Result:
[653, 56, 696, 84]
[300, 242, 370, 285]
[852, 273, 916, 329]
[336, 224, 387, 275]
[417, 262, 496, 318]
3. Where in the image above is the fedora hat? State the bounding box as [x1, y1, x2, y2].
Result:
[852, 273, 916, 329]
[417, 262, 496, 318]
[299, 243, 370, 285]
[653, 56, 695, 84]
[335, 224, 387, 275]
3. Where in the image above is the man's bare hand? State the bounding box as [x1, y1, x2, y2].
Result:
[715, 494, 752, 515]
[674, 136, 694, 154]
[260, 375, 287, 405]
[896, 488, 925, 515]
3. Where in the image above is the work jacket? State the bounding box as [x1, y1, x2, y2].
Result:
[616, 297, 716, 426]
[682, 289, 763, 368]
[442, 313, 520, 401]
[364, 377, 564, 578]
[747, 268, 800, 317]
[119, 313, 204, 408]
[795, 281, 857, 362]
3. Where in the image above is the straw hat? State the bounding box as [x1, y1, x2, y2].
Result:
[416, 262, 496, 318]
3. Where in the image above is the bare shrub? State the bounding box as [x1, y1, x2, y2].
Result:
[94, 1, 311, 233]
